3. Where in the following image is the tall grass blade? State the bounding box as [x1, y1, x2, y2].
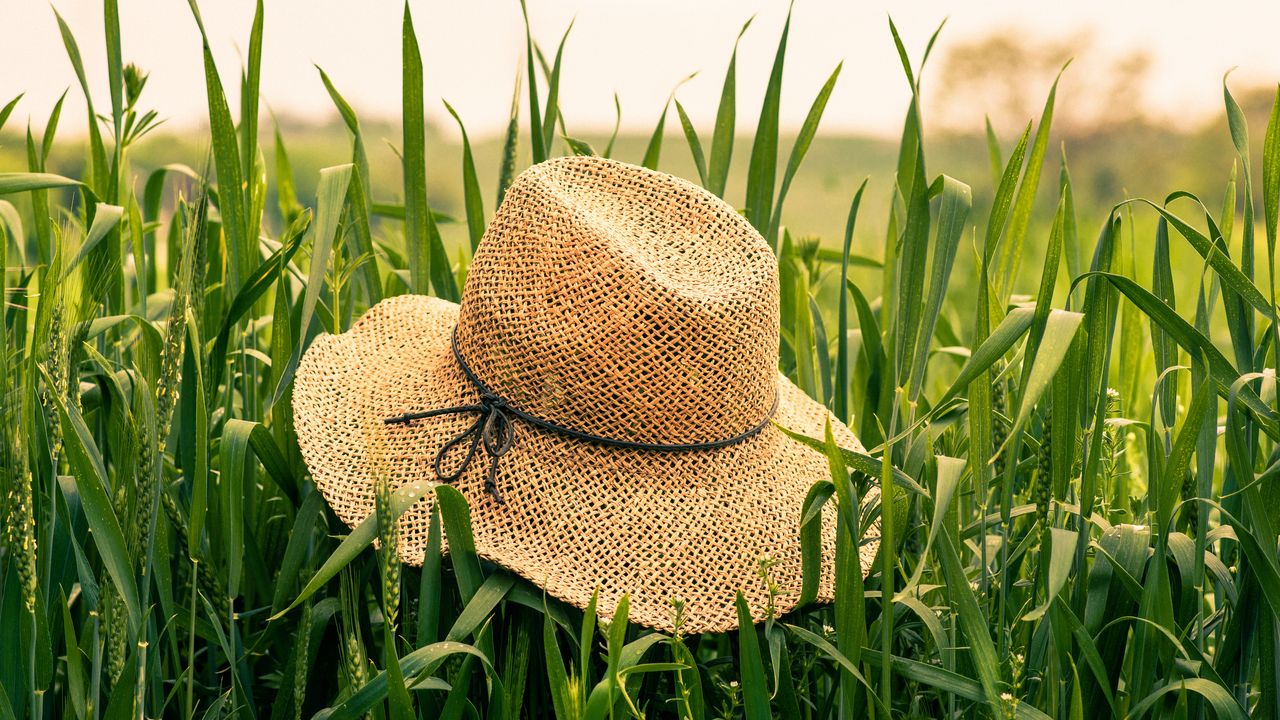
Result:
[188, 0, 249, 296]
[767, 62, 842, 244]
[743, 3, 791, 236]
[402, 2, 431, 295]
[443, 101, 487, 252]
[994, 67, 1064, 305]
[270, 164, 351, 407]
[519, 0, 545, 164]
[539, 21, 573, 156]
[735, 592, 771, 719]
[497, 70, 522, 207]
[674, 100, 707, 186]
[707, 17, 753, 198]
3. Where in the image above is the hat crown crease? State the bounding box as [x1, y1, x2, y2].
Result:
[456, 156, 780, 446]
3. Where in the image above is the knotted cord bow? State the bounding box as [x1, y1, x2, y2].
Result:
[385, 390, 516, 503]
[385, 329, 780, 505]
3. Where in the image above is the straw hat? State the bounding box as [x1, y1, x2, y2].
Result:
[293, 155, 877, 633]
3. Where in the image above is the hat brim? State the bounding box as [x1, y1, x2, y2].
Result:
[293, 295, 878, 633]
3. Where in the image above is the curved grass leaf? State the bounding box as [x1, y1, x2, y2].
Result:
[64, 203, 124, 278]
[271, 479, 435, 620]
[907, 175, 971, 401]
[776, 423, 928, 498]
[674, 100, 707, 186]
[519, 0, 544, 164]
[707, 17, 753, 197]
[0, 94, 20, 134]
[1072, 270, 1279, 439]
[210, 208, 311, 390]
[220, 419, 255, 599]
[44, 366, 140, 635]
[270, 163, 351, 407]
[0, 172, 82, 196]
[1129, 198, 1274, 322]
[443, 101, 486, 252]
[935, 529, 1002, 712]
[1127, 678, 1247, 720]
[324, 642, 494, 720]
[768, 62, 842, 244]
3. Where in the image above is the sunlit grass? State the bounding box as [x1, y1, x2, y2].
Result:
[1, 1, 1279, 718]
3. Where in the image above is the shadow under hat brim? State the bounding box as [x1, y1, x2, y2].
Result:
[293, 294, 878, 633]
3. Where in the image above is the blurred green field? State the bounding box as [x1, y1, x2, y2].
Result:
[4, 87, 1269, 302]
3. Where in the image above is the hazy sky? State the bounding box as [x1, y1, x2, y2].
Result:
[3, 0, 1280, 141]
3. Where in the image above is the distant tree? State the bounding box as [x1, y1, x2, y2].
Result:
[931, 28, 1151, 136]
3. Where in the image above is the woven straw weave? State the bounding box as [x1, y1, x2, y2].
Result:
[293, 156, 878, 633]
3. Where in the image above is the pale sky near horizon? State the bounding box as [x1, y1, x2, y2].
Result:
[3, 0, 1280, 142]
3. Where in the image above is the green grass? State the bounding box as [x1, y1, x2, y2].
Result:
[3, 2, 1280, 718]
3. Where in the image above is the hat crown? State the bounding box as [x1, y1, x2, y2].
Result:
[456, 156, 779, 445]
